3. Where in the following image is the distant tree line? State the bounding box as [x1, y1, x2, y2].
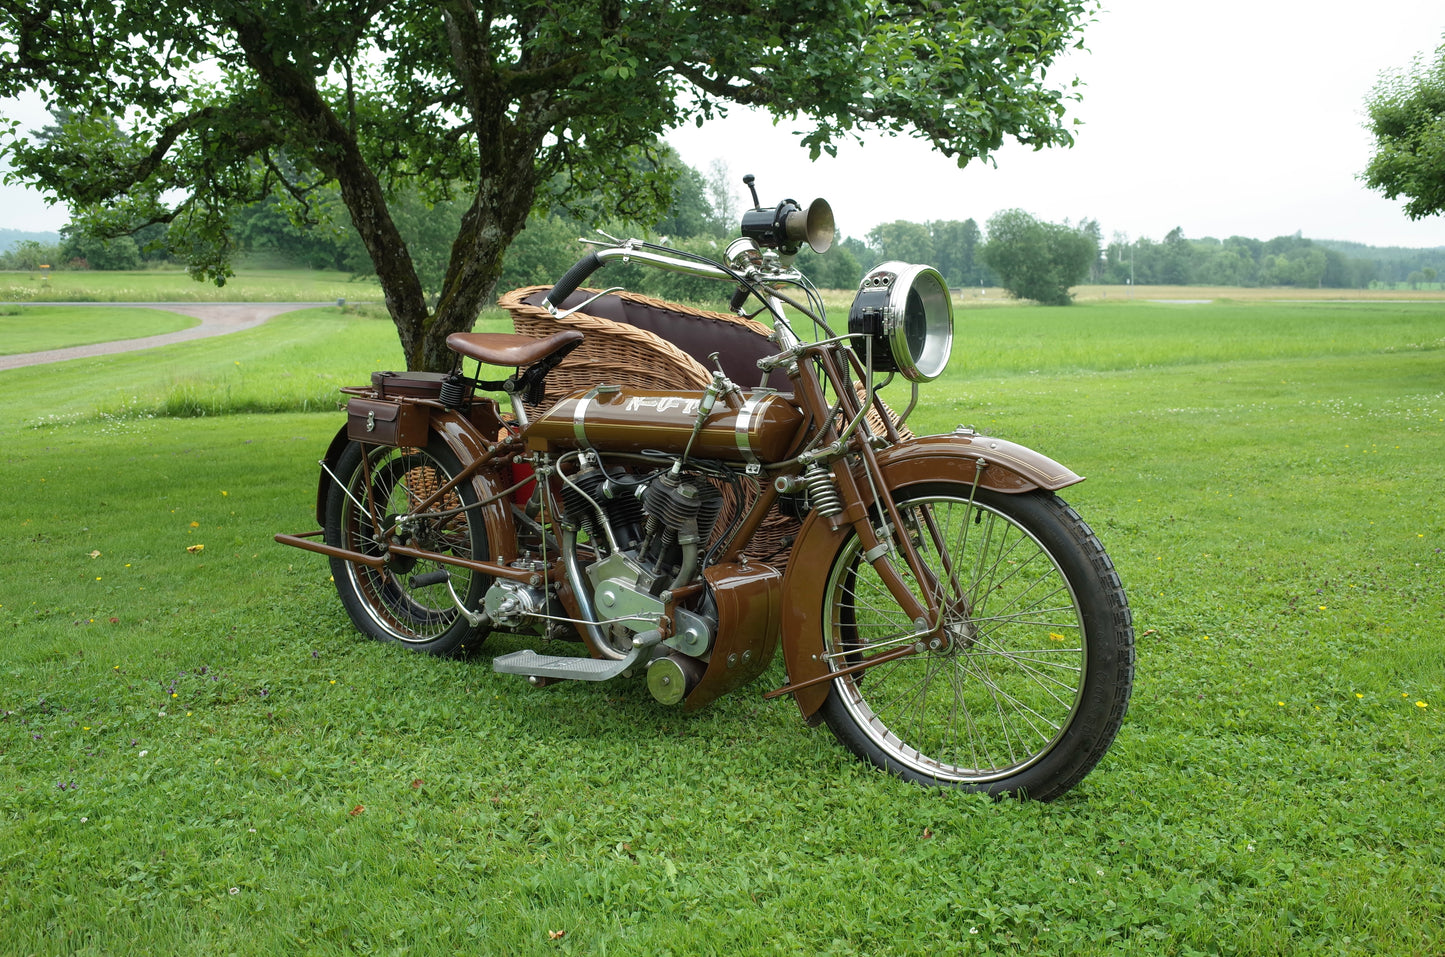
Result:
[5, 157, 1444, 303]
[0, 153, 862, 306]
[1097, 229, 1443, 289]
[848, 218, 998, 289]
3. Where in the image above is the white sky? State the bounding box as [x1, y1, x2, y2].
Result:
[667, 0, 1445, 249]
[3, 0, 1444, 248]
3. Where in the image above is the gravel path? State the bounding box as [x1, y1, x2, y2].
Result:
[0, 302, 333, 371]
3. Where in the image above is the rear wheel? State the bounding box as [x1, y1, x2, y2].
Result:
[323, 437, 491, 656]
[817, 485, 1133, 800]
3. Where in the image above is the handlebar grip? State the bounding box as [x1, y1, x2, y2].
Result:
[728, 284, 751, 314]
[543, 251, 604, 310]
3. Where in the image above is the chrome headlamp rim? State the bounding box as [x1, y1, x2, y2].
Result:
[849, 261, 955, 383]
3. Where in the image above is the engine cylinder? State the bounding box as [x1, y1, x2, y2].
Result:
[562, 465, 645, 549]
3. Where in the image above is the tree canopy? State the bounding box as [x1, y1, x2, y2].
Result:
[1, 0, 1098, 369]
[1364, 36, 1445, 222]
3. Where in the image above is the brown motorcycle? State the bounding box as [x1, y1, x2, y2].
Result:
[277, 180, 1134, 800]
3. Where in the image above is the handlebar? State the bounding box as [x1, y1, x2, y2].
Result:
[542, 250, 604, 312]
[541, 244, 740, 316]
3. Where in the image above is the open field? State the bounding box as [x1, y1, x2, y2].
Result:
[1069, 284, 1445, 302]
[0, 299, 1441, 954]
[0, 268, 381, 304]
[7, 265, 1445, 313]
[817, 284, 1445, 317]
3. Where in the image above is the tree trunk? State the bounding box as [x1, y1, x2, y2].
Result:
[231, 13, 555, 372]
[231, 16, 435, 367]
[415, 114, 547, 371]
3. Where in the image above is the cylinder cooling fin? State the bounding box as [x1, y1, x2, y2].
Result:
[847, 262, 954, 382]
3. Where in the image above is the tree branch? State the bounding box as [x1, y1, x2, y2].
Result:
[229, 10, 431, 349]
[668, 62, 772, 107]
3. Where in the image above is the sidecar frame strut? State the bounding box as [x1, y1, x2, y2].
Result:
[272, 529, 553, 586]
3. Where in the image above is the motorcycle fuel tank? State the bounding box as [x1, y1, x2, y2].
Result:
[526, 387, 805, 465]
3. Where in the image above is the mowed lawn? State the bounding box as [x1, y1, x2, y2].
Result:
[0, 297, 1441, 955]
[0, 305, 198, 355]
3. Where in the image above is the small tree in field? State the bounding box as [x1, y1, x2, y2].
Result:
[980, 210, 1098, 305]
[1, 1, 1100, 370]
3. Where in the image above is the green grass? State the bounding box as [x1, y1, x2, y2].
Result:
[3, 304, 513, 425]
[0, 305, 199, 355]
[949, 299, 1445, 374]
[0, 267, 381, 303]
[0, 299, 1441, 955]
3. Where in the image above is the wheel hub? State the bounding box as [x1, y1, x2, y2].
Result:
[382, 513, 420, 574]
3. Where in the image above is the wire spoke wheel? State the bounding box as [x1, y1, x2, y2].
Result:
[324, 438, 490, 656]
[818, 485, 1133, 800]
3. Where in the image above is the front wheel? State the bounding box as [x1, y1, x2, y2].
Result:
[323, 436, 491, 656]
[817, 485, 1133, 801]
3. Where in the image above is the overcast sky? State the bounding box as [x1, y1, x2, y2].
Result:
[667, 0, 1445, 249]
[3, 0, 1444, 248]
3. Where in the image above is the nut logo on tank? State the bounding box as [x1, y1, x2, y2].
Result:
[623, 395, 702, 415]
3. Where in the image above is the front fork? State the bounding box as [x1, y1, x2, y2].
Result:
[759, 448, 951, 706]
[788, 352, 956, 646]
[826, 451, 937, 628]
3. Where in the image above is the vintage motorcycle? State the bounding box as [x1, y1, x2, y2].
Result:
[277, 179, 1134, 801]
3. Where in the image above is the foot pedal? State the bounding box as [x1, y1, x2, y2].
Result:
[493, 648, 638, 683]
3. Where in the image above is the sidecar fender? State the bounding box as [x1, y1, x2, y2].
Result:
[777, 431, 1082, 722]
[316, 414, 518, 563]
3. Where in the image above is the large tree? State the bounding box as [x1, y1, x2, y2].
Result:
[2, 0, 1099, 370]
[1364, 37, 1445, 222]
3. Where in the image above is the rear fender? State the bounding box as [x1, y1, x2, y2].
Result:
[428, 411, 520, 565]
[777, 431, 1081, 722]
[316, 412, 517, 563]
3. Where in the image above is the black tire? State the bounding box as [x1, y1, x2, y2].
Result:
[323, 437, 491, 656]
[817, 485, 1133, 801]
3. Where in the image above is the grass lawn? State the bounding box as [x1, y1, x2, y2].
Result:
[0, 305, 200, 355]
[0, 297, 1441, 955]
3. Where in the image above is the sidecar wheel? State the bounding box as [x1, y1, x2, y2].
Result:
[817, 486, 1133, 801]
[324, 437, 491, 656]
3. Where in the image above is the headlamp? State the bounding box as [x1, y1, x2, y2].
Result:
[846, 262, 954, 382]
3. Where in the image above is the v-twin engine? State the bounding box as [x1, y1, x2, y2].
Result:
[575, 464, 722, 645]
[486, 459, 724, 655]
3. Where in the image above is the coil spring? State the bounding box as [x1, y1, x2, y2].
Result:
[439, 373, 469, 408]
[802, 463, 843, 518]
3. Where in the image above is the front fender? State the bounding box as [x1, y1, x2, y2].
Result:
[777, 431, 1081, 722]
[872, 430, 1082, 493]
